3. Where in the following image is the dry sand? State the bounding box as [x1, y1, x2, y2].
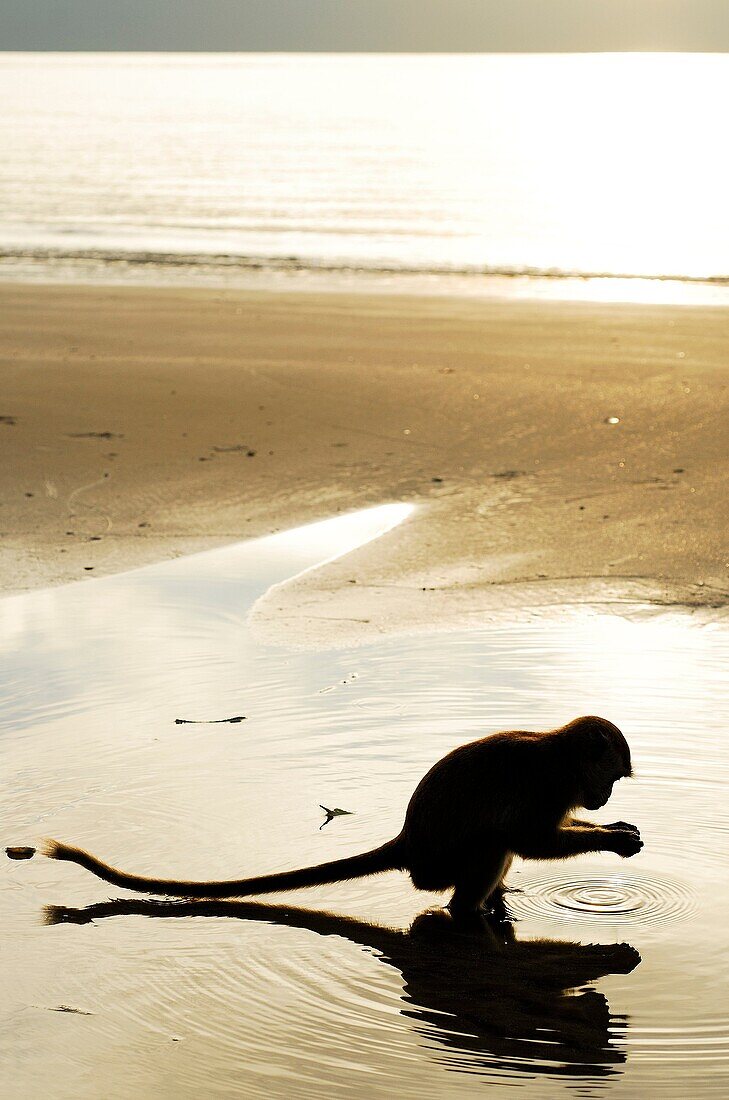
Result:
[1, 281, 727, 644]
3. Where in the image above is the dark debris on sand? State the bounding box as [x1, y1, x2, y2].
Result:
[175, 716, 247, 725]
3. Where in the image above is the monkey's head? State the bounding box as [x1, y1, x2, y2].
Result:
[568, 716, 633, 810]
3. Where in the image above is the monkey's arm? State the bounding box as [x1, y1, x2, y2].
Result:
[511, 825, 642, 861]
[569, 818, 639, 831]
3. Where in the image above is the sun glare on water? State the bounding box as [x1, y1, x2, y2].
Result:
[450, 52, 727, 287]
[0, 52, 726, 300]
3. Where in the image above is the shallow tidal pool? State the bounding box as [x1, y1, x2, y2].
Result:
[1, 507, 728, 1098]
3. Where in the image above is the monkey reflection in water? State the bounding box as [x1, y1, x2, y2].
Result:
[46, 899, 640, 1079]
[40, 716, 642, 918]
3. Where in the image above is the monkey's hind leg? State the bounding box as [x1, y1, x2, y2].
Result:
[448, 879, 488, 917]
[487, 886, 510, 922]
[447, 854, 513, 920]
[448, 878, 502, 920]
[487, 854, 515, 921]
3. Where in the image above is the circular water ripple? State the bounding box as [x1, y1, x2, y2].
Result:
[87, 923, 417, 1098]
[628, 1018, 729, 1064]
[509, 873, 694, 927]
[624, 1018, 729, 1097]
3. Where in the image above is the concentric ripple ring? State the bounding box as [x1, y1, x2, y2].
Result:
[509, 873, 694, 926]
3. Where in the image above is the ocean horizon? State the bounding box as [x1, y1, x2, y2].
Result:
[1, 51, 728, 300]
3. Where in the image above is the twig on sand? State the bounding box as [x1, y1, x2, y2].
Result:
[174, 716, 247, 725]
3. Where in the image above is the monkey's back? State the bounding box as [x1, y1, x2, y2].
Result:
[399, 731, 545, 891]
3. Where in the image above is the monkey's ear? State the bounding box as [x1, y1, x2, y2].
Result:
[585, 724, 611, 757]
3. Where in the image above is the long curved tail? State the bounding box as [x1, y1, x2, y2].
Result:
[43, 837, 403, 898]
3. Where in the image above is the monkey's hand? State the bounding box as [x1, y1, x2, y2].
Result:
[604, 821, 640, 835]
[607, 827, 643, 857]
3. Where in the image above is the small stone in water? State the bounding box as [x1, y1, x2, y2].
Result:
[604, 416, 620, 425]
[6, 846, 36, 860]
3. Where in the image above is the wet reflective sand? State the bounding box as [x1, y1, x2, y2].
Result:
[1, 508, 728, 1097]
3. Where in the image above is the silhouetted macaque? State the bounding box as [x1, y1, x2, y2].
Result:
[40, 715, 641, 916]
[44, 897, 640, 1079]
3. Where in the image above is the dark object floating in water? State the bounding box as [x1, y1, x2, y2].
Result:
[319, 805, 354, 828]
[0, 415, 17, 425]
[6, 846, 36, 860]
[175, 716, 247, 725]
[491, 469, 526, 479]
[67, 431, 123, 440]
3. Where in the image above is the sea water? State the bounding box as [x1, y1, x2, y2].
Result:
[1, 507, 728, 1097]
[1, 52, 729, 302]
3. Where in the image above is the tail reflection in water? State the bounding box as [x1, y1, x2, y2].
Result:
[45, 899, 639, 1081]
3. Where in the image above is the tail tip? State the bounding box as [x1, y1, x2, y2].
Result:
[43, 904, 66, 926]
[43, 839, 72, 861]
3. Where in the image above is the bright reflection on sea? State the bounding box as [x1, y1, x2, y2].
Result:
[1, 506, 728, 1097]
[1, 52, 728, 304]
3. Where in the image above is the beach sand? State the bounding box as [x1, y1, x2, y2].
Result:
[1, 281, 727, 644]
